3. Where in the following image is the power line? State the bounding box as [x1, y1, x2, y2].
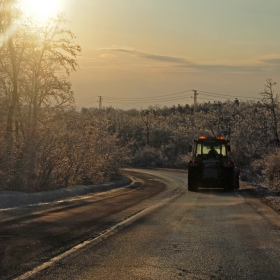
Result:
[75, 88, 260, 108]
[103, 95, 193, 104]
[103, 94, 193, 102]
[75, 90, 193, 107]
[197, 90, 259, 100]
[102, 90, 193, 101]
[75, 96, 99, 104]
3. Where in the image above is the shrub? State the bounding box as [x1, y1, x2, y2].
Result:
[264, 149, 280, 190]
[133, 147, 163, 167]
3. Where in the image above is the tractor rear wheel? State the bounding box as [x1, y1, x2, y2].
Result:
[188, 173, 198, 192]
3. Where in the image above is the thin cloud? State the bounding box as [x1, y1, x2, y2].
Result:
[259, 58, 280, 65]
[101, 47, 280, 73]
[186, 64, 265, 73]
[101, 47, 193, 64]
[98, 53, 118, 59]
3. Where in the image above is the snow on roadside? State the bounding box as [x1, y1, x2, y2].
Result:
[239, 181, 280, 213]
[0, 176, 132, 210]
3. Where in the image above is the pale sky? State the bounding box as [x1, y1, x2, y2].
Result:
[50, 0, 280, 109]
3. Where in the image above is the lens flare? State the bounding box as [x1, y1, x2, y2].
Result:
[20, 0, 60, 21]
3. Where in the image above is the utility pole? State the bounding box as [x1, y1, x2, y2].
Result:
[98, 96, 103, 109]
[193, 90, 198, 113]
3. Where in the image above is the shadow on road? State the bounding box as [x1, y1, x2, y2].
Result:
[193, 188, 239, 196]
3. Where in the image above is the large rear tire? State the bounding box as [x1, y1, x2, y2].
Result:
[234, 178, 240, 189]
[188, 174, 198, 192]
[224, 177, 234, 191]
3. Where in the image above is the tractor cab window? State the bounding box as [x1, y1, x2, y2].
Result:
[195, 141, 227, 158]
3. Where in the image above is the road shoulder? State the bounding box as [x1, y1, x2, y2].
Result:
[236, 181, 280, 230]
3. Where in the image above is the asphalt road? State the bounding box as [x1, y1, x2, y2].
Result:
[1, 169, 280, 279]
[0, 169, 175, 279]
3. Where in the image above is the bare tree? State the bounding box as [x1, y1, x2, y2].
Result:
[260, 79, 279, 146]
[26, 14, 81, 131]
[1, 0, 21, 146]
[0, 2, 81, 145]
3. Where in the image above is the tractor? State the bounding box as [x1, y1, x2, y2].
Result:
[188, 136, 236, 191]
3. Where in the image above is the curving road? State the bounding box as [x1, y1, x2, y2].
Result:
[1, 169, 280, 279]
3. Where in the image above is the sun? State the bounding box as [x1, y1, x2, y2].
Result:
[20, 0, 60, 21]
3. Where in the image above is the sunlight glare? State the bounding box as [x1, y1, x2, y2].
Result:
[21, 0, 60, 21]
